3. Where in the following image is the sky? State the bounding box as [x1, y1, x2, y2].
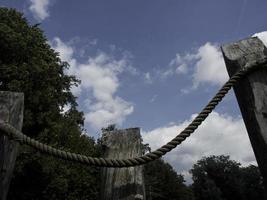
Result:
[2, 0, 267, 183]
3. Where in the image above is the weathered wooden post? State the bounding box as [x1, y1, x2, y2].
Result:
[101, 128, 146, 200]
[221, 37, 267, 189]
[0, 91, 24, 200]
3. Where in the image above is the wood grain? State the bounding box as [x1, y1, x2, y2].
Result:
[222, 37, 267, 189]
[101, 128, 145, 200]
[0, 91, 24, 200]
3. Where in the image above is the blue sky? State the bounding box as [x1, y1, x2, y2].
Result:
[2, 0, 267, 182]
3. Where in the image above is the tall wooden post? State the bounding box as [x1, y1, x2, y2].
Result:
[221, 37, 267, 189]
[101, 128, 146, 200]
[0, 91, 24, 200]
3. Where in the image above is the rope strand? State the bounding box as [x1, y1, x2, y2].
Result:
[0, 61, 266, 168]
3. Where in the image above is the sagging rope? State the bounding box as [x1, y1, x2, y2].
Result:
[0, 60, 266, 168]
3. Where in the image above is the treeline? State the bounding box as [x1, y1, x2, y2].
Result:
[190, 155, 265, 200]
[145, 156, 265, 200]
[0, 8, 265, 200]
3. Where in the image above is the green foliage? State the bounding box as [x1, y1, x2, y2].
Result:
[0, 7, 80, 139]
[144, 159, 195, 200]
[190, 155, 266, 200]
[240, 165, 266, 200]
[0, 7, 101, 199]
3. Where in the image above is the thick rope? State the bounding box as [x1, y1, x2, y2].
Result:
[0, 60, 266, 168]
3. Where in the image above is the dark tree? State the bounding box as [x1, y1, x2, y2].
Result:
[240, 165, 266, 200]
[0, 8, 101, 200]
[145, 159, 195, 200]
[190, 155, 266, 200]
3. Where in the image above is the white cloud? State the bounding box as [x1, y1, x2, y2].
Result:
[171, 32, 267, 89]
[193, 33, 267, 87]
[142, 112, 256, 183]
[29, 0, 51, 21]
[144, 72, 152, 84]
[176, 63, 188, 74]
[253, 31, 267, 47]
[52, 37, 74, 61]
[160, 43, 228, 89]
[160, 68, 173, 79]
[51, 37, 134, 130]
[170, 53, 193, 75]
[161, 53, 193, 79]
[192, 43, 228, 88]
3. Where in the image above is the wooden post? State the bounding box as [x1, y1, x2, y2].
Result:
[100, 128, 146, 200]
[221, 37, 267, 189]
[0, 91, 24, 200]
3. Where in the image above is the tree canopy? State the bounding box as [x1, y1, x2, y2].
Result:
[190, 155, 266, 200]
[0, 7, 101, 200]
[144, 159, 195, 200]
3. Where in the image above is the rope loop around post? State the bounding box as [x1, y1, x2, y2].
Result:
[0, 60, 266, 168]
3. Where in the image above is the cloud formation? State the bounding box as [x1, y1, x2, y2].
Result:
[253, 31, 267, 47]
[29, 0, 51, 21]
[144, 72, 152, 84]
[169, 53, 194, 75]
[160, 42, 228, 89]
[51, 37, 134, 130]
[192, 42, 228, 88]
[142, 112, 256, 183]
[167, 32, 267, 89]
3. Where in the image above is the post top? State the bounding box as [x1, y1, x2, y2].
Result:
[221, 37, 267, 74]
[101, 127, 142, 146]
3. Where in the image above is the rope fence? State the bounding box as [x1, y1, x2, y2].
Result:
[0, 59, 266, 168]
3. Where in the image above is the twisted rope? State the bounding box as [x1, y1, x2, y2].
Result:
[0, 60, 266, 168]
